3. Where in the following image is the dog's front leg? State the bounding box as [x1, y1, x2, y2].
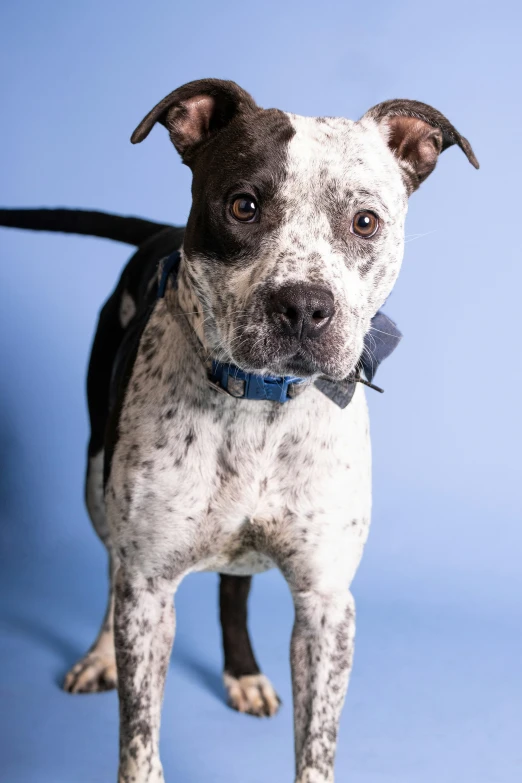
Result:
[291, 588, 355, 783]
[114, 567, 175, 783]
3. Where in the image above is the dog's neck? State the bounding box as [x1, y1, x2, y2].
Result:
[169, 250, 217, 358]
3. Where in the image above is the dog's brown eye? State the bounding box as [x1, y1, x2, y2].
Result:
[351, 211, 379, 238]
[231, 195, 259, 222]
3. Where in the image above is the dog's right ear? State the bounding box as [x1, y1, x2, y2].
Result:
[130, 79, 258, 165]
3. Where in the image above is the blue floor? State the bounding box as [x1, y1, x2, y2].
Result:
[1, 527, 521, 783]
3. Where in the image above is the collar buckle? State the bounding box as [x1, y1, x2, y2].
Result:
[208, 360, 306, 403]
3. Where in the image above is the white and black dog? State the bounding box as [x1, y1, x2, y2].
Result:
[0, 79, 478, 783]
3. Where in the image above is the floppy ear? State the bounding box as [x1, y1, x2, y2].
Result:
[362, 99, 479, 193]
[130, 78, 258, 164]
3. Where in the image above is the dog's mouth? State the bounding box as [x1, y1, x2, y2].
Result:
[276, 352, 323, 376]
[269, 346, 340, 378]
[229, 337, 357, 381]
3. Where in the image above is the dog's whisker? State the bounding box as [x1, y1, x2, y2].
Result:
[369, 326, 400, 339]
[361, 345, 376, 376]
[404, 230, 437, 244]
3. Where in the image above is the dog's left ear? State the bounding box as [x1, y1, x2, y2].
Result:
[130, 78, 258, 165]
[362, 99, 479, 193]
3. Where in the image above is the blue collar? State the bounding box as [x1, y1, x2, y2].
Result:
[156, 250, 401, 407]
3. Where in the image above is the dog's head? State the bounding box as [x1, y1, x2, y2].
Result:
[132, 79, 478, 380]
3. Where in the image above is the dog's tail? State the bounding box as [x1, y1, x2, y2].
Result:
[0, 208, 172, 246]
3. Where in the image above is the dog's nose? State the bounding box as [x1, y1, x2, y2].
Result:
[269, 283, 335, 339]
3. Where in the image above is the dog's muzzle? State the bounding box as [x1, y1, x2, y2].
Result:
[157, 251, 402, 407]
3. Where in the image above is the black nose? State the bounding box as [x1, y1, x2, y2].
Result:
[268, 283, 335, 339]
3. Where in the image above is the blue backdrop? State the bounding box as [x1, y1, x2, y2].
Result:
[0, 2, 520, 782]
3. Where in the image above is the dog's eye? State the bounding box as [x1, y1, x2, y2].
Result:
[230, 195, 259, 223]
[351, 211, 379, 238]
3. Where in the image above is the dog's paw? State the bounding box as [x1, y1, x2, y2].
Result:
[63, 652, 117, 694]
[224, 672, 281, 717]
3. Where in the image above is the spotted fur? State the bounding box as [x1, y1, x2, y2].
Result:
[0, 79, 478, 783]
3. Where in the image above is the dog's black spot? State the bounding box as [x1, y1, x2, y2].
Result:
[217, 447, 239, 479]
[358, 258, 375, 278]
[373, 264, 387, 287]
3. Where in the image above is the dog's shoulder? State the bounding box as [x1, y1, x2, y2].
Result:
[88, 226, 185, 476]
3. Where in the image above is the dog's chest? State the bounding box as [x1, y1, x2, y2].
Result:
[108, 310, 371, 579]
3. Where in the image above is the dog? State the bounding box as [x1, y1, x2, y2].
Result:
[0, 78, 478, 783]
